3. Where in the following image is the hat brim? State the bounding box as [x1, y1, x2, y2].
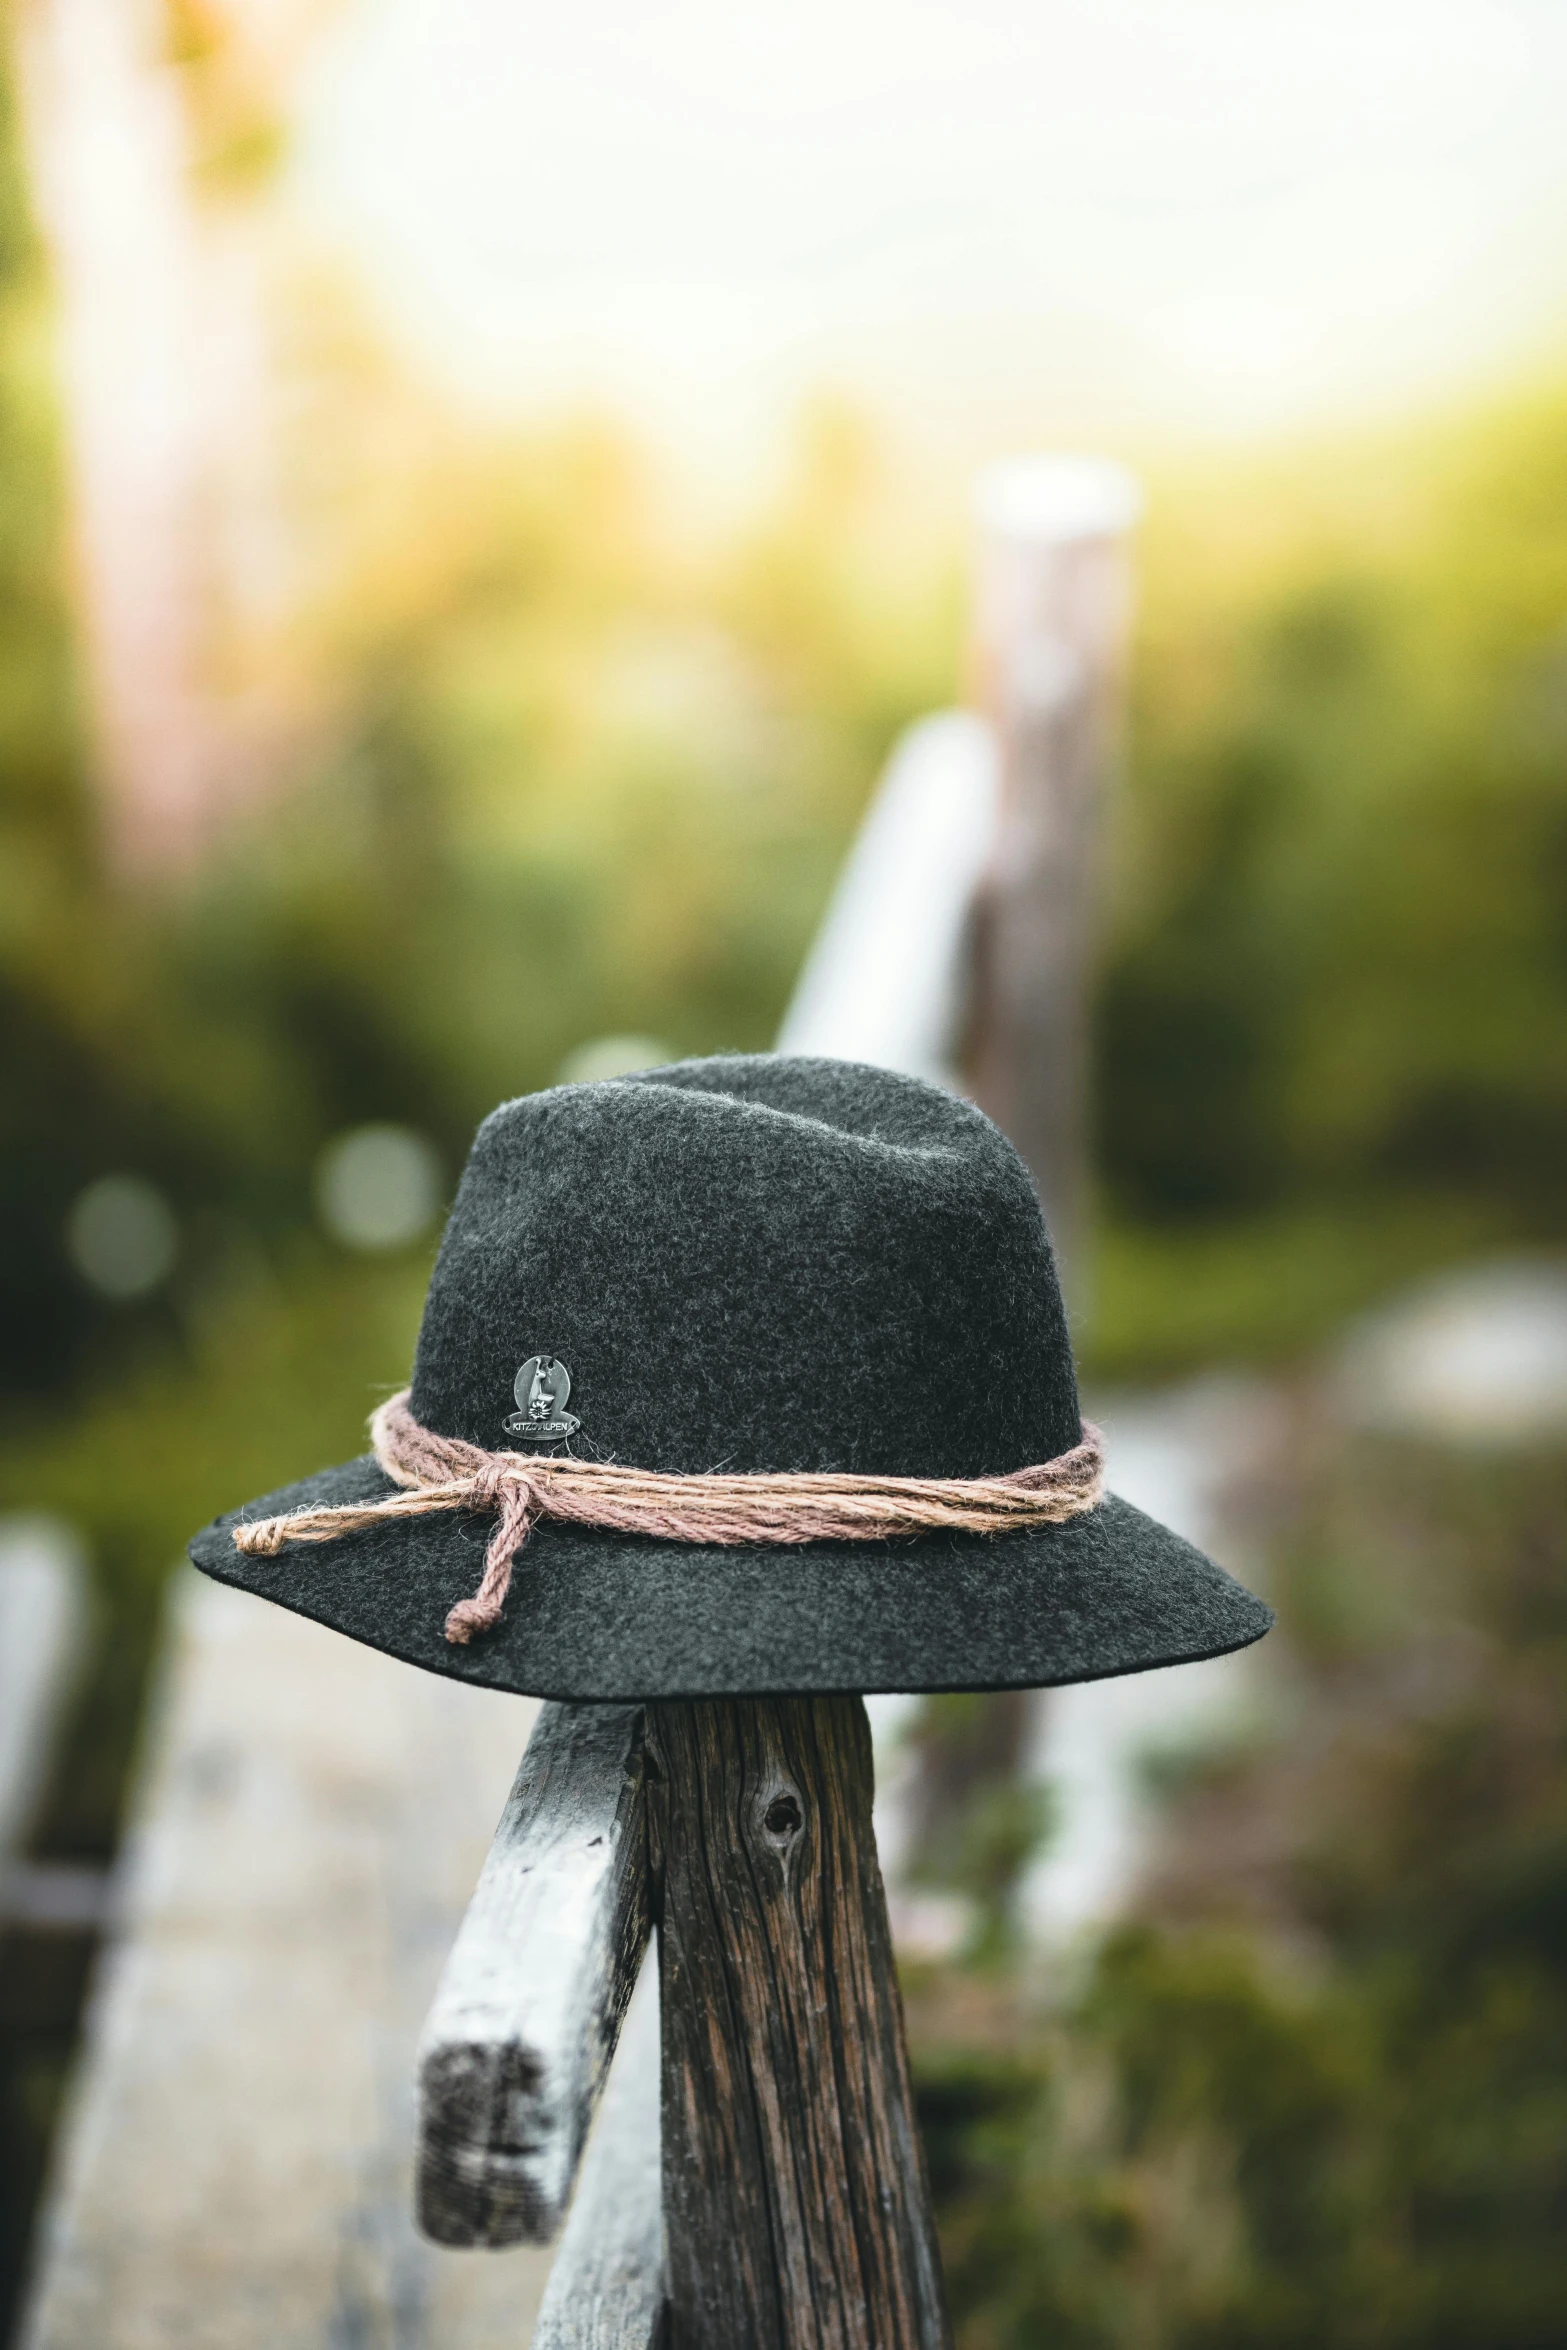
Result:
[188, 1455, 1273, 1701]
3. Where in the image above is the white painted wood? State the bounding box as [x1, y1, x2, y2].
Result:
[530, 1949, 663, 2350]
[20, 1572, 553, 2350]
[0, 1515, 87, 1873]
[417, 1702, 652, 2249]
[775, 710, 999, 1088]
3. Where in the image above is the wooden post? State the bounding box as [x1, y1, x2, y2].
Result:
[415, 1697, 952, 2348]
[648, 1697, 950, 2350]
[965, 454, 1141, 1292]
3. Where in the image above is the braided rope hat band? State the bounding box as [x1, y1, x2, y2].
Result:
[235, 1390, 1107, 1647]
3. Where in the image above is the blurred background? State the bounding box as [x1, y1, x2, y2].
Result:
[2, 0, 1566, 2343]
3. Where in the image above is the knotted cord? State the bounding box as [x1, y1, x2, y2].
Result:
[234, 1389, 1105, 1646]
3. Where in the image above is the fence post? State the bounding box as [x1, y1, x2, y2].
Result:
[964, 453, 1141, 1291]
[417, 1697, 953, 2348]
[650, 1696, 949, 2350]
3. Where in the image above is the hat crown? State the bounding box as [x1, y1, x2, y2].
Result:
[410, 1056, 1080, 1478]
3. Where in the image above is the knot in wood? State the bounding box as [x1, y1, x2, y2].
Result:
[762, 1793, 803, 1840]
[754, 1778, 807, 1882]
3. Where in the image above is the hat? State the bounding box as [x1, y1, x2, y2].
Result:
[189, 1056, 1271, 1700]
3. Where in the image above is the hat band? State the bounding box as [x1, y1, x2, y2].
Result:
[234, 1390, 1106, 1648]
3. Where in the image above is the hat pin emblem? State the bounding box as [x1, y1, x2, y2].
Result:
[504, 1355, 581, 1443]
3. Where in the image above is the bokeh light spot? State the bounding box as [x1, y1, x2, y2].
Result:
[315, 1125, 442, 1252]
[66, 1176, 179, 1301]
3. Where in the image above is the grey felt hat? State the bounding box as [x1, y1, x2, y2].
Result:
[189, 1055, 1271, 1700]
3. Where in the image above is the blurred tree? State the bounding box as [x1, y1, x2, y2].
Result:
[0, 0, 113, 1398]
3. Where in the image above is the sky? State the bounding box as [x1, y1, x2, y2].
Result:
[290, 0, 1567, 469]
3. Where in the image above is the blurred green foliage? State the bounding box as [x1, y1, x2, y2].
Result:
[914, 1437, 1567, 2350]
[6, 268, 1567, 1473]
[1089, 401, 1567, 1372]
[10, 375, 1567, 1547]
[0, 399, 958, 1414]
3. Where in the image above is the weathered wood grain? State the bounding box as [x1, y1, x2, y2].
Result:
[649, 1696, 952, 2350]
[21, 1572, 553, 2350]
[417, 1700, 652, 2248]
[531, 1945, 665, 2350]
